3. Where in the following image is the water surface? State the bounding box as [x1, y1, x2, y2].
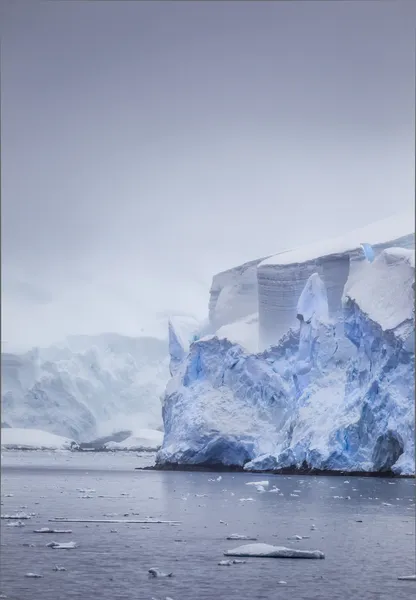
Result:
[1, 451, 415, 600]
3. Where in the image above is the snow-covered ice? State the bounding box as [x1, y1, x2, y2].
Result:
[148, 569, 173, 578]
[104, 429, 163, 451]
[1, 428, 79, 451]
[224, 543, 325, 559]
[33, 528, 72, 534]
[1, 333, 170, 442]
[157, 212, 415, 475]
[226, 534, 258, 541]
[46, 541, 78, 549]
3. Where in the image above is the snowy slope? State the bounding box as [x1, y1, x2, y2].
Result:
[157, 218, 415, 475]
[1, 428, 79, 451]
[1, 333, 170, 442]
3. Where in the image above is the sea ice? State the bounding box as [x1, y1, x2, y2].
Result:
[224, 543, 325, 559]
[46, 541, 78, 549]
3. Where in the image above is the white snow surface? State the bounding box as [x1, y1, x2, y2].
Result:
[224, 543, 325, 559]
[157, 213, 415, 475]
[345, 248, 415, 332]
[257, 209, 414, 348]
[1, 333, 170, 442]
[261, 209, 415, 267]
[1, 428, 78, 450]
[216, 314, 259, 354]
[104, 429, 163, 451]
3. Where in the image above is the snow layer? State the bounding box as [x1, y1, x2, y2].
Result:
[104, 428, 163, 451]
[224, 543, 325, 559]
[157, 237, 415, 475]
[1, 428, 79, 451]
[1, 333, 170, 442]
[257, 209, 415, 348]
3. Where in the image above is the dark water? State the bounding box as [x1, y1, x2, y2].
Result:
[1, 451, 415, 600]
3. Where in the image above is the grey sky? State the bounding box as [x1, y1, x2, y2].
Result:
[1, 0, 415, 350]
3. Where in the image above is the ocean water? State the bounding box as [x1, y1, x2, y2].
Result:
[1, 451, 415, 600]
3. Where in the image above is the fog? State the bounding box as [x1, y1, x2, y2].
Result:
[1, 0, 415, 351]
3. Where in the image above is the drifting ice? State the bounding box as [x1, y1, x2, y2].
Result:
[224, 543, 325, 559]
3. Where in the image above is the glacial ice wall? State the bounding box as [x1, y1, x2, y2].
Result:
[158, 246, 415, 475]
[208, 257, 268, 331]
[258, 210, 415, 349]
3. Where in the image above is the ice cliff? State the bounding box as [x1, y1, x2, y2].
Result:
[2, 333, 170, 442]
[157, 211, 415, 475]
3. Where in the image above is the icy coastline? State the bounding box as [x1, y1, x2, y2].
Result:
[157, 212, 415, 475]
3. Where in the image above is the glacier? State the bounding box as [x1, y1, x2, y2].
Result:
[1, 333, 170, 443]
[157, 211, 415, 475]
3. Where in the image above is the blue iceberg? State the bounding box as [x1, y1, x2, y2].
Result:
[157, 227, 415, 475]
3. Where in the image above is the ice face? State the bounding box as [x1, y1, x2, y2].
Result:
[157, 244, 415, 475]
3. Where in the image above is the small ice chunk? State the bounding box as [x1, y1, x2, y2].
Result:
[148, 568, 173, 578]
[239, 498, 255, 502]
[290, 494, 299, 497]
[227, 534, 258, 541]
[278, 581, 287, 585]
[382, 502, 393, 506]
[34, 528, 72, 534]
[245, 481, 269, 487]
[289, 535, 310, 540]
[269, 487, 280, 493]
[224, 543, 325, 559]
[255, 485, 266, 493]
[53, 565, 66, 571]
[7, 521, 25, 527]
[1, 512, 31, 520]
[4, 494, 13, 497]
[216, 476, 222, 482]
[77, 488, 95, 493]
[25, 573, 42, 578]
[47, 541, 78, 549]
[397, 575, 416, 580]
[218, 559, 246, 566]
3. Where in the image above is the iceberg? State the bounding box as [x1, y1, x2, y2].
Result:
[157, 212, 415, 475]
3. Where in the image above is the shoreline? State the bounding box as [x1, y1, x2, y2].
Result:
[138, 462, 415, 479]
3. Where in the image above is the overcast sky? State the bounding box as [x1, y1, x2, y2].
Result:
[1, 0, 415, 350]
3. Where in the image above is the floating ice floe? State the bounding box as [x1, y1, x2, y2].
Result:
[239, 498, 255, 502]
[1, 512, 31, 520]
[53, 565, 66, 571]
[245, 481, 269, 487]
[25, 573, 42, 578]
[218, 559, 247, 566]
[224, 543, 325, 559]
[7, 521, 25, 527]
[398, 575, 416, 581]
[226, 534, 258, 541]
[148, 569, 173, 578]
[49, 518, 180, 524]
[34, 528, 73, 534]
[289, 535, 310, 540]
[47, 541, 78, 549]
